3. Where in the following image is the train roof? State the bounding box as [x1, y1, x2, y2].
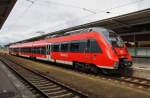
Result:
[10, 27, 104, 48]
[8, 26, 108, 45]
[33, 40, 48, 47]
[10, 42, 33, 48]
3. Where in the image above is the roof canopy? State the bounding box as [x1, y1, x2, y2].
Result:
[0, 0, 17, 29]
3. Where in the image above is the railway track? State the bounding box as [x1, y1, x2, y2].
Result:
[0, 54, 150, 98]
[77, 70, 150, 91]
[0, 56, 89, 98]
[40, 59, 150, 91]
[118, 76, 150, 90]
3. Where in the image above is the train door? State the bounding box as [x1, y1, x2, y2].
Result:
[60, 42, 69, 61]
[47, 44, 54, 62]
[89, 39, 102, 64]
[83, 40, 92, 64]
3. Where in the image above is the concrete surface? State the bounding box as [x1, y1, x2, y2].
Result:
[131, 58, 150, 79]
[0, 61, 35, 98]
[0, 62, 22, 98]
[133, 58, 150, 68]
[132, 67, 150, 79]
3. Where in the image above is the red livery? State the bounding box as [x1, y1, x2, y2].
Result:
[9, 27, 132, 74]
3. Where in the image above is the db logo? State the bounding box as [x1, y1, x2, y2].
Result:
[60, 53, 68, 57]
[120, 50, 124, 54]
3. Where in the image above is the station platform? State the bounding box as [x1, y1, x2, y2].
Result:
[0, 61, 35, 98]
[131, 58, 150, 79]
[133, 58, 150, 68]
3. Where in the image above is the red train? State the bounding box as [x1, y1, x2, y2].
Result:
[9, 27, 132, 74]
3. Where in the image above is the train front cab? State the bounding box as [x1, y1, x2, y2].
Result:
[114, 47, 132, 68]
[92, 28, 132, 73]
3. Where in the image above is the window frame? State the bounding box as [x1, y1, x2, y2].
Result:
[51, 43, 60, 52]
[70, 40, 80, 52]
[88, 39, 102, 53]
[60, 42, 69, 52]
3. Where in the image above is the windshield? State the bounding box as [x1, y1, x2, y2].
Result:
[93, 27, 124, 47]
[103, 31, 124, 47]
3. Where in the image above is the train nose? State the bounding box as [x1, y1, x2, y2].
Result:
[119, 59, 132, 68]
[124, 61, 132, 67]
[114, 48, 128, 57]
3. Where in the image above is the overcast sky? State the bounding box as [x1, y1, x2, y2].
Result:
[0, 0, 149, 45]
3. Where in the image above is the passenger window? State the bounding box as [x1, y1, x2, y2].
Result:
[37, 47, 40, 53]
[39, 47, 42, 54]
[90, 39, 101, 53]
[40, 47, 42, 54]
[70, 41, 80, 52]
[86, 40, 91, 52]
[33, 47, 35, 53]
[34, 47, 39, 54]
[52, 44, 60, 52]
[41, 47, 46, 54]
[61, 43, 69, 52]
[79, 40, 87, 52]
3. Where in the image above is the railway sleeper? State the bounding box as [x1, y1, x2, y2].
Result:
[39, 86, 60, 90]
[46, 89, 67, 95]
[50, 92, 75, 98]
[25, 77, 43, 80]
[40, 87, 62, 92]
[43, 89, 67, 94]
[34, 83, 55, 87]
[30, 79, 49, 82]
[47, 90, 73, 98]
[28, 78, 47, 82]
[31, 80, 50, 84]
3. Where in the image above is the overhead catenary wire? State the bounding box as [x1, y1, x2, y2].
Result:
[37, 0, 142, 32]
[14, 0, 143, 35]
[13, 0, 38, 24]
[13, 0, 98, 30]
[37, 0, 98, 14]
[38, 0, 142, 15]
[26, 0, 35, 4]
[19, 0, 141, 25]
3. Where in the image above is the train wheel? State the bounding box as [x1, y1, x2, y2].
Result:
[84, 64, 91, 73]
[101, 69, 119, 75]
[101, 69, 109, 75]
[74, 62, 78, 70]
[74, 62, 83, 71]
[89, 65, 99, 74]
[118, 67, 130, 76]
[74, 62, 99, 74]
